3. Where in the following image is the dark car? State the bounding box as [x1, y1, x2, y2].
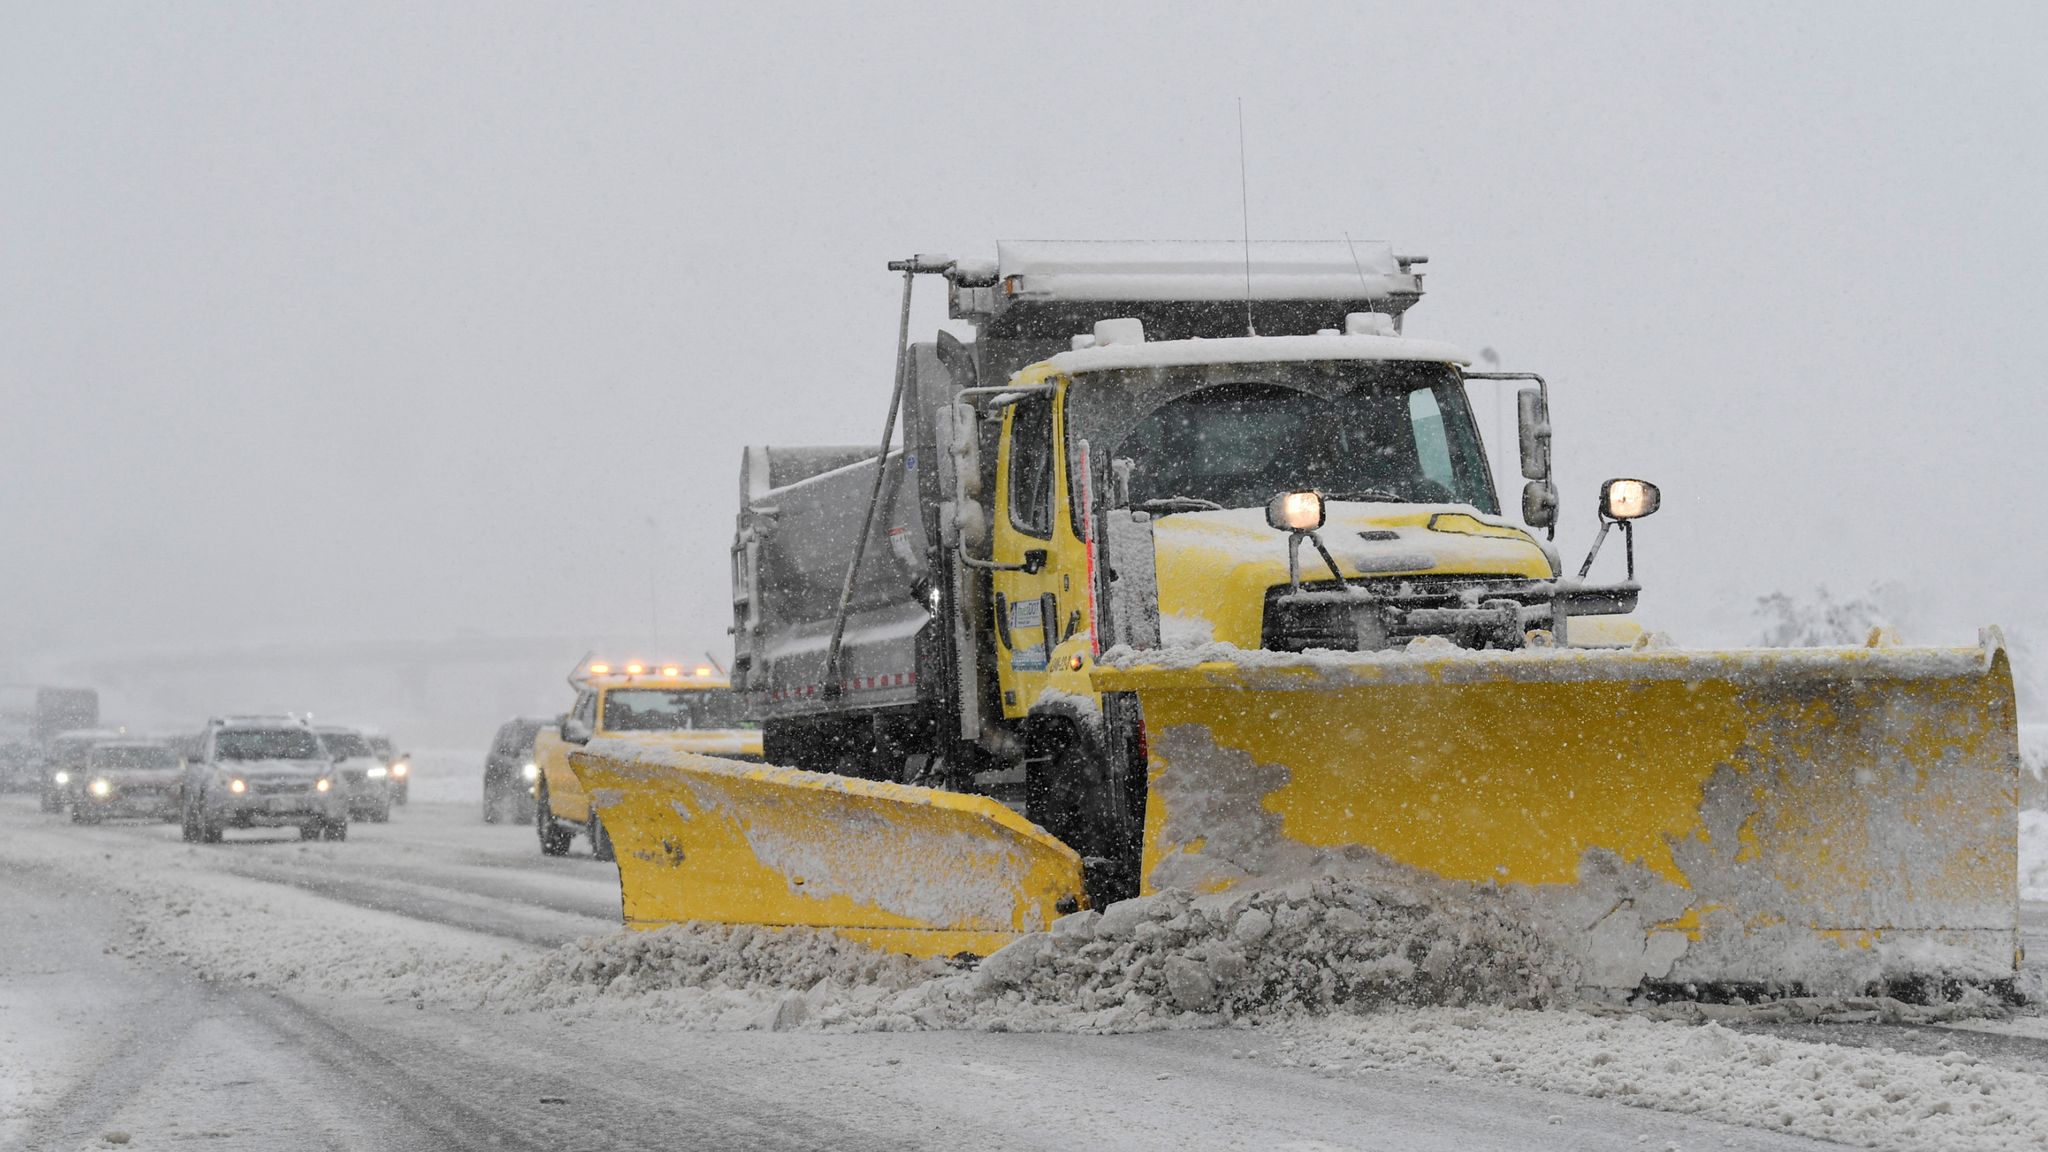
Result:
[482, 716, 554, 824]
[366, 733, 410, 804]
[72, 740, 184, 823]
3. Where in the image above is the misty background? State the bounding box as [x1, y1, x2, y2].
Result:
[3, 2, 2043, 745]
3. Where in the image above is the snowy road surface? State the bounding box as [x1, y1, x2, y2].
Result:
[0, 788, 2042, 1151]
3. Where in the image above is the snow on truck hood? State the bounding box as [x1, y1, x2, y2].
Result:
[1150, 504, 1553, 650]
[590, 729, 763, 756]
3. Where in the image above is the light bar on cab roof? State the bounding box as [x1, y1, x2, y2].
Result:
[581, 659, 717, 679]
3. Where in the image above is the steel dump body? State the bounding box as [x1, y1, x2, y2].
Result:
[734, 441, 936, 716]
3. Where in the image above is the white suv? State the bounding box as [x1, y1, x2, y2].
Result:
[181, 716, 349, 843]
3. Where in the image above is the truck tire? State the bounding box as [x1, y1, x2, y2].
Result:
[300, 824, 321, 841]
[535, 783, 573, 857]
[1026, 719, 1141, 907]
[199, 808, 223, 844]
[323, 819, 348, 842]
[180, 800, 199, 842]
[481, 779, 501, 824]
[589, 811, 614, 862]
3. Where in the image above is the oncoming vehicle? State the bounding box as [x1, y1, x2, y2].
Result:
[482, 715, 554, 824]
[39, 728, 122, 813]
[314, 725, 392, 823]
[533, 662, 761, 859]
[72, 740, 183, 823]
[181, 716, 348, 842]
[366, 733, 411, 805]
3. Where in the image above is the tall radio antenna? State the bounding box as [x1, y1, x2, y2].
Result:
[1237, 98, 1255, 336]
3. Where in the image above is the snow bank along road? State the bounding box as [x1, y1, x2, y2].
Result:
[2, 795, 2045, 1152]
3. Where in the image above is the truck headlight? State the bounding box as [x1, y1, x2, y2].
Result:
[315, 778, 331, 793]
[228, 778, 247, 794]
[1600, 478, 1661, 521]
[1265, 490, 1325, 532]
[88, 778, 112, 798]
[367, 766, 388, 779]
[521, 763, 539, 781]
[390, 761, 409, 778]
[52, 771, 70, 785]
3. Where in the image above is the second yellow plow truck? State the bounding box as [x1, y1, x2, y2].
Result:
[574, 241, 2020, 999]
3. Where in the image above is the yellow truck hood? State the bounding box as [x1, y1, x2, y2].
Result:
[594, 728, 765, 759]
[1151, 504, 1554, 648]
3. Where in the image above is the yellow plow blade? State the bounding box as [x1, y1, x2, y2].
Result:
[570, 744, 1085, 959]
[1095, 632, 2020, 994]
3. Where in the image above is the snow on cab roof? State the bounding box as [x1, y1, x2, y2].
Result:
[1042, 332, 1471, 378]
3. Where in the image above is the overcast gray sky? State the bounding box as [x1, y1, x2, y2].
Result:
[4, 3, 2044, 707]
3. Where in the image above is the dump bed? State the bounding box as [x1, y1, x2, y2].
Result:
[732, 441, 938, 718]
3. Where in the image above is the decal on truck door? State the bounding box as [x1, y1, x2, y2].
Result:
[1007, 597, 1049, 671]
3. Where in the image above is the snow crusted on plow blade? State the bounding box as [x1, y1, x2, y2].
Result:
[571, 742, 1086, 958]
[1094, 630, 2021, 997]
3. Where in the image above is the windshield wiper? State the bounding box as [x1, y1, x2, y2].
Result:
[1322, 488, 1408, 503]
[1134, 496, 1225, 513]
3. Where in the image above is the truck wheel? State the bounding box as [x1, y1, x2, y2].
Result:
[300, 824, 321, 841]
[1027, 721, 1140, 906]
[535, 783, 572, 857]
[589, 811, 614, 862]
[200, 810, 224, 844]
[323, 819, 348, 842]
[180, 801, 198, 842]
[482, 782, 501, 824]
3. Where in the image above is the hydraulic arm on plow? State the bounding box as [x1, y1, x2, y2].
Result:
[574, 241, 2020, 997]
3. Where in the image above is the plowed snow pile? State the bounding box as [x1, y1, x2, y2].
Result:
[494, 867, 1571, 1031]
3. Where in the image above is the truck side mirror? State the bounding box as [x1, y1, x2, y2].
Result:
[561, 718, 591, 745]
[1517, 388, 1550, 481]
[1522, 480, 1558, 529]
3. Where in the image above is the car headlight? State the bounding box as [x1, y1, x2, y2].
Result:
[88, 778, 112, 798]
[315, 778, 331, 793]
[52, 771, 70, 785]
[521, 763, 539, 781]
[390, 762, 409, 778]
[228, 778, 247, 794]
[366, 766, 388, 779]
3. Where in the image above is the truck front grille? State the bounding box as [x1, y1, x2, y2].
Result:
[1260, 575, 1544, 653]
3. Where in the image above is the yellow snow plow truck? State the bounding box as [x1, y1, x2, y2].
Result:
[573, 242, 2020, 997]
[534, 660, 762, 860]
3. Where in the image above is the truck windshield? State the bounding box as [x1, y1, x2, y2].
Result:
[91, 745, 179, 771]
[217, 729, 322, 761]
[602, 689, 752, 732]
[1068, 360, 1496, 515]
[319, 732, 372, 758]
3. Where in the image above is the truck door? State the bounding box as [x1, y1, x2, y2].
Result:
[539, 689, 597, 822]
[991, 385, 1096, 718]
